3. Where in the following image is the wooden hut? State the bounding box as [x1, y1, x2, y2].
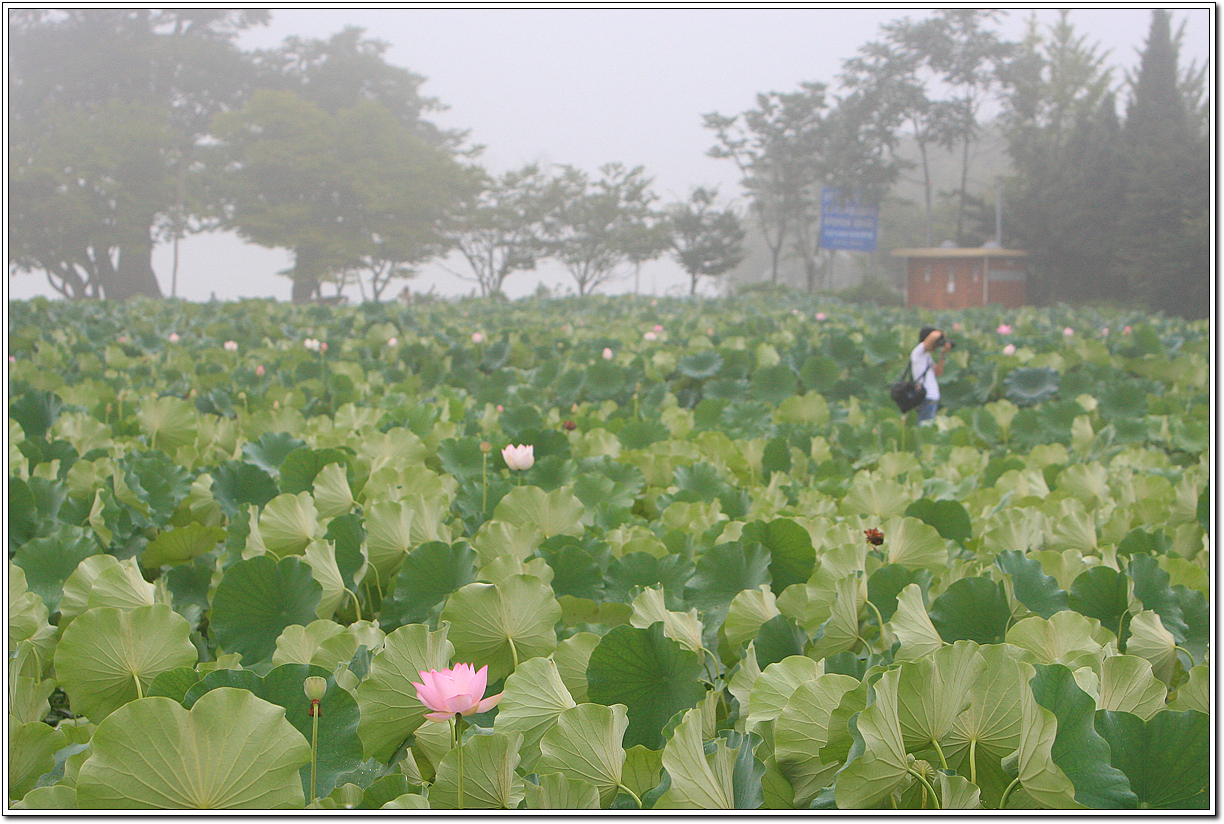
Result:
[891, 247, 1029, 310]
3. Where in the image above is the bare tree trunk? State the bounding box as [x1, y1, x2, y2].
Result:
[102, 238, 163, 299]
[291, 243, 322, 303]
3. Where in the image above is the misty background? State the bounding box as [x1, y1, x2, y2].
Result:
[7, 6, 1212, 304]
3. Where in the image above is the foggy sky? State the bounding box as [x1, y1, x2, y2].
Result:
[6, 5, 1213, 303]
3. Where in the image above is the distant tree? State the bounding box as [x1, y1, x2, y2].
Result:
[704, 83, 827, 285]
[997, 12, 1124, 304]
[441, 164, 558, 297]
[212, 27, 471, 302]
[1113, 10, 1209, 318]
[7, 9, 266, 299]
[543, 163, 669, 296]
[666, 188, 745, 295]
[211, 90, 469, 302]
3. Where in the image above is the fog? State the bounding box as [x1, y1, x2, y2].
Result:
[6, 6, 1212, 303]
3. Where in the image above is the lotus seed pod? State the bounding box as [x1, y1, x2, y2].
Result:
[304, 676, 327, 700]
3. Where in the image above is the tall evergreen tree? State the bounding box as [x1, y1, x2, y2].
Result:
[1114, 10, 1209, 318]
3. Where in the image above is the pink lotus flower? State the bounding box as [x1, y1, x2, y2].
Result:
[815, 312, 827, 321]
[502, 443, 534, 471]
[643, 331, 658, 342]
[413, 664, 503, 723]
[388, 337, 398, 347]
[602, 347, 614, 361]
[255, 364, 265, 377]
[223, 340, 238, 352]
[320, 341, 328, 352]
[1063, 327, 1074, 336]
[1123, 325, 1132, 335]
[118, 335, 128, 344]
[169, 333, 180, 343]
[707, 328, 714, 336]
[996, 324, 1012, 335]
[1101, 327, 1110, 336]
[304, 338, 320, 351]
[1003, 343, 1016, 356]
[472, 332, 484, 344]
[8, 356, 14, 364]
[652, 324, 664, 333]
[496, 404, 504, 413]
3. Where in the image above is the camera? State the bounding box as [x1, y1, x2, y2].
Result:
[935, 335, 955, 349]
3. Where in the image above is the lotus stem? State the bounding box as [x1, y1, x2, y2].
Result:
[310, 707, 319, 803]
[865, 599, 889, 651]
[453, 716, 465, 810]
[344, 586, 363, 622]
[907, 766, 940, 810]
[508, 637, 519, 671]
[931, 737, 948, 771]
[998, 776, 1021, 810]
[481, 450, 488, 512]
[969, 738, 978, 786]
[133, 673, 143, 700]
[617, 782, 643, 809]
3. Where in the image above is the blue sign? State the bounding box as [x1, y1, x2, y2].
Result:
[820, 188, 878, 252]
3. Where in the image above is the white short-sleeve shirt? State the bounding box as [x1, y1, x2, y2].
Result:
[910, 342, 939, 402]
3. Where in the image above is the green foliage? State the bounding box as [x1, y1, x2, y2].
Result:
[6, 296, 1208, 810]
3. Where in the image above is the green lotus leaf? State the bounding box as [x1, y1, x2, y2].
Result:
[1006, 611, 1114, 666]
[1167, 663, 1208, 714]
[754, 614, 807, 669]
[617, 419, 670, 450]
[11, 785, 77, 810]
[724, 586, 780, 650]
[1003, 367, 1059, 407]
[54, 604, 197, 722]
[553, 632, 600, 704]
[621, 743, 664, 804]
[9, 721, 66, 801]
[1046, 498, 1098, 552]
[382, 541, 478, 627]
[148, 666, 203, 703]
[492, 485, 584, 539]
[1026, 664, 1136, 809]
[13, 524, 101, 613]
[537, 702, 629, 807]
[137, 395, 198, 451]
[183, 663, 363, 800]
[259, 491, 320, 557]
[685, 541, 772, 610]
[628, 586, 702, 653]
[436, 436, 486, 484]
[749, 364, 797, 405]
[834, 667, 910, 809]
[1129, 554, 1206, 660]
[1093, 709, 1207, 809]
[1068, 566, 1131, 640]
[807, 573, 865, 660]
[493, 656, 576, 772]
[75, 689, 311, 809]
[878, 515, 948, 571]
[995, 550, 1068, 619]
[839, 473, 910, 518]
[772, 674, 861, 805]
[242, 431, 308, 478]
[866, 564, 931, 624]
[604, 552, 694, 605]
[740, 518, 815, 594]
[887, 583, 945, 661]
[209, 460, 279, 519]
[656, 707, 760, 809]
[895, 640, 986, 755]
[798, 354, 839, 393]
[59, 554, 121, 627]
[584, 360, 628, 402]
[363, 499, 415, 584]
[929, 577, 1010, 645]
[209, 555, 323, 665]
[746, 655, 824, 736]
[677, 350, 723, 380]
[429, 730, 524, 810]
[541, 542, 606, 601]
[1123, 610, 1179, 684]
[943, 643, 1026, 808]
[938, 771, 983, 809]
[278, 446, 354, 495]
[586, 622, 705, 750]
[1096, 379, 1149, 420]
[1081, 655, 1167, 720]
[524, 771, 602, 810]
[380, 791, 430, 809]
[142, 522, 226, 568]
[441, 575, 561, 682]
[355, 622, 454, 763]
[9, 388, 62, 439]
[904, 498, 972, 545]
[85, 555, 156, 612]
[312, 461, 357, 519]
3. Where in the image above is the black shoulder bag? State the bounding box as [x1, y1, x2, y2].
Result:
[889, 359, 931, 414]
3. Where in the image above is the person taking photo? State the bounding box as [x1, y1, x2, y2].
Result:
[911, 326, 952, 424]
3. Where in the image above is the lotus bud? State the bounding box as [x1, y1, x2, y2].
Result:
[1063, 327, 1074, 336]
[472, 332, 484, 344]
[815, 312, 827, 321]
[388, 337, 398, 347]
[169, 333, 180, 343]
[1003, 344, 1016, 356]
[320, 341, 328, 352]
[304, 676, 327, 700]
[653, 324, 663, 333]
[256, 364, 265, 377]
[643, 331, 657, 342]
[602, 347, 614, 361]
[480, 441, 492, 454]
[996, 323, 1012, 335]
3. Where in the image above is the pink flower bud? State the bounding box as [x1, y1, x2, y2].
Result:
[169, 333, 180, 343]
[255, 364, 265, 377]
[388, 337, 398, 347]
[653, 324, 663, 333]
[815, 312, 827, 321]
[643, 331, 657, 342]
[1123, 326, 1132, 335]
[996, 324, 1012, 335]
[223, 340, 238, 352]
[1003, 343, 1016, 356]
[602, 347, 614, 361]
[472, 332, 484, 344]
[1063, 327, 1074, 337]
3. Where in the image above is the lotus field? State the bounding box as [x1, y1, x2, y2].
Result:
[6, 294, 1211, 810]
